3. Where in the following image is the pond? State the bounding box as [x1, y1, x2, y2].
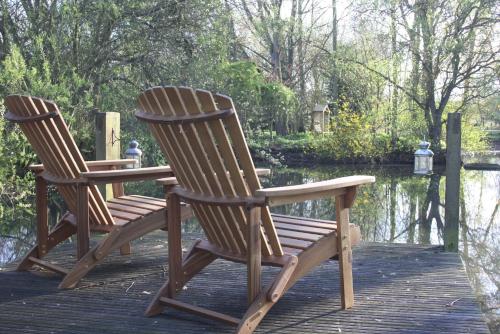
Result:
[0, 164, 498, 332]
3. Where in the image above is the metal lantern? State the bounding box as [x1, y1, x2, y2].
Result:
[125, 140, 142, 169]
[414, 140, 433, 175]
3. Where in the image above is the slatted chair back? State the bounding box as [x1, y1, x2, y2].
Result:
[137, 87, 283, 257]
[4, 95, 114, 227]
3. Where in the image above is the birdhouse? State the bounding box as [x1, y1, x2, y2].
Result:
[311, 104, 331, 133]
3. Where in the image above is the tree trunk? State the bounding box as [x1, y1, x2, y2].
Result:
[285, 0, 297, 84]
[297, 0, 306, 131]
[390, 0, 399, 149]
[418, 1, 442, 153]
[225, 0, 239, 61]
[408, 19, 421, 123]
[329, 0, 339, 115]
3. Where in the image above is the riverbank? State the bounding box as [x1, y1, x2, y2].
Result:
[248, 132, 498, 167]
[250, 145, 417, 166]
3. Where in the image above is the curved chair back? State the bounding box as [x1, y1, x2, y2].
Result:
[137, 87, 283, 256]
[4, 95, 114, 226]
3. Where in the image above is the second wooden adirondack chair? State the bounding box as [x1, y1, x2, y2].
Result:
[136, 86, 375, 333]
[4, 95, 192, 289]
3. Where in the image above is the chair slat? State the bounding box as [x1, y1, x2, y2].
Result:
[272, 213, 339, 225]
[271, 214, 337, 230]
[125, 195, 166, 205]
[108, 209, 141, 221]
[106, 202, 152, 215]
[274, 229, 323, 242]
[108, 198, 164, 210]
[274, 222, 332, 235]
[277, 237, 311, 250]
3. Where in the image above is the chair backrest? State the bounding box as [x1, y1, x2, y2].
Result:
[137, 87, 283, 257]
[4, 95, 114, 227]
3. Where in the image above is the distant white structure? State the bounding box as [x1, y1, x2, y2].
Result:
[311, 104, 331, 133]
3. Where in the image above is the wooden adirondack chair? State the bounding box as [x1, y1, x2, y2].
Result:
[4, 95, 192, 289]
[136, 86, 375, 333]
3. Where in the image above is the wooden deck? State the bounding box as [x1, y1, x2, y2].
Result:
[0, 231, 489, 333]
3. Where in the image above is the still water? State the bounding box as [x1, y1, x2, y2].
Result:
[0, 165, 498, 331]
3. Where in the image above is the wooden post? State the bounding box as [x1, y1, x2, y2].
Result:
[246, 205, 261, 305]
[167, 191, 182, 298]
[35, 176, 48, 257]
[95, 112, 120, 200]
[76, 184, 90, 260]
[336, 193, 354, 309]
[444, 112, 461, 252]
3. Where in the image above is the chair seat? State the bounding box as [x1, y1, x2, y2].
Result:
[107, 195, 167, 225]
[271, 213, 361, 253]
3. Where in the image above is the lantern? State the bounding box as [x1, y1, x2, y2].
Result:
[125, 140, 142, 169]
[414, 140, 433, 175]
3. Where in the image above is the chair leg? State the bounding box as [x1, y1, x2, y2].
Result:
[76, 184, 90, 260]
[236, 256, 298, 334]
[59, 212, 167, 289]
[236, 290, 274, 334]
[17, 217, 76, 271]
[145, 247, 216, 316]
[335, 194, 354, 309]
[35, 176, 49, 257]
[246, 206, 261, 305]
[119, 242, 132, 255]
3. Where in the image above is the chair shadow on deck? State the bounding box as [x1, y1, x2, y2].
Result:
[0, 270, 63, 303]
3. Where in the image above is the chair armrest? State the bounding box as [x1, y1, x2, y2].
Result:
[81, 166, 173, 184]
[255, 168, 271, 176]
[155, 169, 270, 186]
[156, 177, 179, 186]
[255, 175, 375, 207]
[29, 159, 137, 173]
[28, 164, 45, 173]
[85, 159, 137, 170]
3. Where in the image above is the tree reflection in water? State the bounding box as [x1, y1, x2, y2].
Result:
[0, 165, 498, 331]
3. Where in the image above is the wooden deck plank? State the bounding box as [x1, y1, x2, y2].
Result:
[0, 231, 489, 334]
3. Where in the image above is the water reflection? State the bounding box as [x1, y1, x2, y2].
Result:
[266, 166, 447, 245]
[0, 165, 498, 331]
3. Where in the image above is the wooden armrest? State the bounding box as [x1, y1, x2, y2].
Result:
[155, 169, 270, 186]
[28, 164, 45, 173]
[81, 166, 173, 184]
[29, 159, 137, 173]
[86, 159, 137, 168]
[156, 177, 179, 185]
[255, 168, 271, 176]
[255, 175, 375, 206]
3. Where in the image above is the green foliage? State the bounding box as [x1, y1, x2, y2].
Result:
[218, 61, 264, 129]
[0, 101, 35, 224]
[218, 61, 299, 135]
[460, 118, 489, 152]
[260, 82, 298, 135]
[0, 0, 493, 178]
[248, 98, 418, 164]
[0, 45, 94, 151]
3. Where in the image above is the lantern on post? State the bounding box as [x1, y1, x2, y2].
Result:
[125, 140, 142, 169]
[414, 140, 433, 175]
